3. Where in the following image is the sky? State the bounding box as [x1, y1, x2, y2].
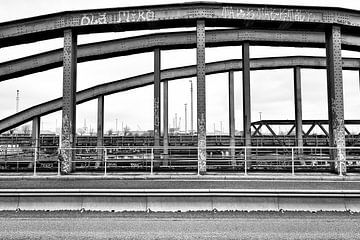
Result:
[0, 0, 360, 135]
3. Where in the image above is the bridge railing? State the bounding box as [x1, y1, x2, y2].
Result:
[0, 145, 360, 176]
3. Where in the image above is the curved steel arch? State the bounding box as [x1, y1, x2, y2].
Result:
[1, 2, 360, 47]
[2, 29, 360, 82]
[1, 55, 359, 133]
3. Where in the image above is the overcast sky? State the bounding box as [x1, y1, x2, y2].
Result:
[0, 0, 360, 135]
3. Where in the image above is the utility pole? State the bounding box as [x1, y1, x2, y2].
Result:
[116, 118, 118, 135]
[220, 121, 223, 135]
[189, 80, 193, 135]
[259, 112, 262, 121]
[184, 103, 188, 133]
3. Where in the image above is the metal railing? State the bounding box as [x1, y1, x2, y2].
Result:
[1, 145, 360, 176]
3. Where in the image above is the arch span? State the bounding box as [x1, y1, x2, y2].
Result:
[2, 29, 360, 82]
[0, 55, 359, 133]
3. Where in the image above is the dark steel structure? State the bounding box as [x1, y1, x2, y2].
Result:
[1, 2, 360, 174]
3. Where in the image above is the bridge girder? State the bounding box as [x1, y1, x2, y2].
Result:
[2, 29, 360, 82]
[0, 56, 359, 134]
[2, 2, 360, 47]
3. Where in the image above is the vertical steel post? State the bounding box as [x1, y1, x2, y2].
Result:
[294, 67, 303, 149]
[163, 81, 169, 166]
[244, 147, 247, 175]
[57, 159, 60, 176]
[97, 95, 104, 168]
[197, 20, 206, 175]
[104, 149, 107, 176]
[154, 48, 161, 168]
[229, 71, 236, 166]
[32, 116, 40, 169]
[291, 147, 295, 175]
[33, 149, 37, 176]
[242, 42, 251, 168]
[326, 25, 346, 174]
[61, 29, 77, 174]
[190, 80, 194, 135]
[151, 148, 154, 175]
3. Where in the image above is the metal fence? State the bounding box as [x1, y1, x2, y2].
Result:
[1, 145, 360, 176]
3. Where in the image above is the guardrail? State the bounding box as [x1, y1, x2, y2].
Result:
[1, 146, 360, 176]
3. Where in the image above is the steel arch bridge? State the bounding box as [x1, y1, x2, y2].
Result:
[1, 2, 360, 174]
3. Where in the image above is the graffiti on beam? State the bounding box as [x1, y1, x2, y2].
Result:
[221, 6, 318, 22]
[154, 98, 160, 134]
[198, 113, 206, 173]
[80, 10, 155, 25]
[60, 114, 73, 174]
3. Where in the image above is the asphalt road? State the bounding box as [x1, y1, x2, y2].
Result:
[0, 212, 360, 239]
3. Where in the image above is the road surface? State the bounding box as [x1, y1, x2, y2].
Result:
[0, 211, 359, 239]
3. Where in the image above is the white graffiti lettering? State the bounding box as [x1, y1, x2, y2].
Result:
[222, 6, 316, 22]
[80, 13, 108, 25]
[80, 9, 156, 25]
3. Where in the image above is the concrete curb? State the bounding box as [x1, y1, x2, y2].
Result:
[1, 188, 360, 212]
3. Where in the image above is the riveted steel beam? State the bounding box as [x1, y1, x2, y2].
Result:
[61, 29, 77, 174]
[97, 95, 104, 147]
[154, 48, 161, 149]
[197, 20, 206, 175]
[1, 56, 360, 134]
[96, 95, 104, 167]
[163, 80, 169, 167]
[294, 67, 303, 148]
[326, 25, 346, 175]
[3, 3, 360, 47]
[4, 29, 360, 82]
[31, 116, 40, 163]
[228, 71, 236, 165]
[242, 42, 251, 147]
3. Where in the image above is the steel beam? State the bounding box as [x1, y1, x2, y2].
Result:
[154, 48, 161, 150]
[2, 28, 360, 82]
[242, 42, 251, 147]
[326, 25, 346, 174]
[61, 29, 77, 174]
[97, 95, 104, 147]
[344, 127, 351, 135]
[305, 124, 316, 137]
[228, 71, 236, 165]
[265, 124, 278, 138]
[3, 3, 360, 48]
[286, 125, 295, 136]
[2, 57, 360, 134]
[97, 95, 104, 166]
[294, 67, 303, 148]
[32, 116, 40, 162]
[163, 80, 169, 166]
[0, 29, 332, 82]
[252, 124, 263, 136]
[317, 123, 329, 137]
[197, 20, 206, 175]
